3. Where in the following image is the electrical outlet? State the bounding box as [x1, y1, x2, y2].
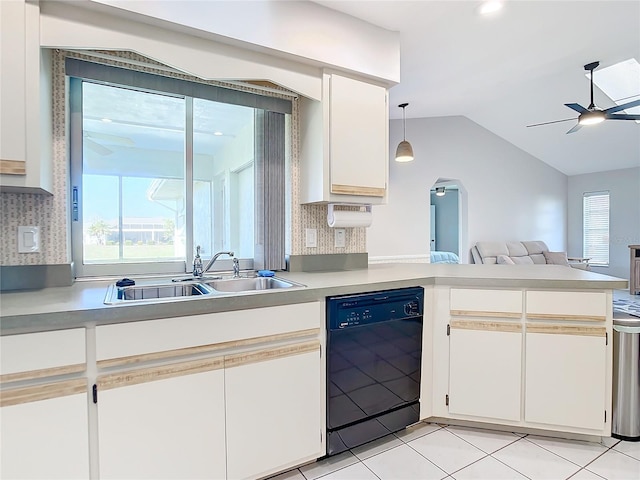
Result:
[334, 228, 346, 248]
[305, 228, 317, 248]
[18, 226, 40, 253]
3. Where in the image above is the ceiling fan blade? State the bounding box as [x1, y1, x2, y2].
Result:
[85, 131, 135, 146]
[564, 103, 589, 113]
[566, 123, 582, 134]
[84, 139, 113, 156]
[603, 99, 640, 114]
[526, 118, 576, 128]
[605, 113, 640, 121]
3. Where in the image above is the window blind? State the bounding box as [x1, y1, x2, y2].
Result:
[583, 192, 609, 266]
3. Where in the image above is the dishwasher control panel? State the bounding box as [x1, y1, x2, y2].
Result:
[327, 287, 424, 330]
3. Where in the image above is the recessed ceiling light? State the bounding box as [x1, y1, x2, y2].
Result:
[214, 131, 223, 136]
[101, 118, 112, 123]
[478, 1, 504, 15]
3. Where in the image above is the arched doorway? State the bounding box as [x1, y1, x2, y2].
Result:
[429, 178, 468, 263]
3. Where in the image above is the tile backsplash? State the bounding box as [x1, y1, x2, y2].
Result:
[0, 50, 366, 267]
[0, 51, 68, 265]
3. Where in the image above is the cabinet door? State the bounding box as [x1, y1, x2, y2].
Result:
[525, 325, 607, 430]
[329, 74, 387, 197]
[0, 0, 27, 165]
[225, 341, 322, 480]
[449, 321, 522, 421]
[97, 359, 226, 479]
[1, 382, 90, 479]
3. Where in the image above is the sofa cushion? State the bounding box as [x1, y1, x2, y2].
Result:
[511, 256, 534, 264]
[543, 251, 570, 266]
[523, 240, 549, 255]
[497, 255, 515, 265]
[506, 242, 529, 257]
[476, 242, 509, 260]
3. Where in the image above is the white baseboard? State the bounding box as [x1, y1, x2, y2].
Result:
[368, 254, 430, 264]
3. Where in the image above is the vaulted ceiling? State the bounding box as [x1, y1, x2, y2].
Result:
[316, 1, 640, 176]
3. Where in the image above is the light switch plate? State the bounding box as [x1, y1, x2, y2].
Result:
[18, 226, 40, 253]
[305, 228, 317, 248]
[334, 228, 346, 248]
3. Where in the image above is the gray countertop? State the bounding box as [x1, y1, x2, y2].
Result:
[0, 263, 627, 335]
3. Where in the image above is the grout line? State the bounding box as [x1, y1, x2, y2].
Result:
[445, 424, 522, 455]
[575, 467, 608, 480]
[488, 437, 534, 480]
[615, 449, 640, 462]
[393, 423, 442, 444]
[521, 435, 598, 469]
[359, 460, 383, 480]
[402, 431, 478, 477]
[446, 452, 491, 476]
[401, 440, 451, 477]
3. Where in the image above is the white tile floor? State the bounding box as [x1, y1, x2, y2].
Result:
[270, 422, 640, 480]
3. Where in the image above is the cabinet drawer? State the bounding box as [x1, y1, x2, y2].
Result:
[1, 329, 86, 381]
[526, 291, 607, 321]
[96, 302, 322, 363]
[450, 289, 522, 318]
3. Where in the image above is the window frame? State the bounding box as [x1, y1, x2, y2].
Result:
[582, 191, 610, 267]
[68, 59, 291, 278]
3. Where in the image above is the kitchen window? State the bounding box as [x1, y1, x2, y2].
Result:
[583, 191, 610, 266]
[68, 58, 291, 277]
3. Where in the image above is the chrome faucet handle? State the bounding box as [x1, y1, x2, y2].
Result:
[233, 257, 240, 278]
[193, 245, 204, 277]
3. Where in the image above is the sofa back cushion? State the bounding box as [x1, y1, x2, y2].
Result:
[523, 240, 549, 264]
[475, 242, 509, 264]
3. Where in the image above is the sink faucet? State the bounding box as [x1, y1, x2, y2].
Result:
[197, 250, 234, 277]
[193, 245, 204, 277]
[233, 257, 240, 278]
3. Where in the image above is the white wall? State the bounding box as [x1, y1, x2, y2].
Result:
[368, 116, 568, 262]
[568, 167, 640, 281]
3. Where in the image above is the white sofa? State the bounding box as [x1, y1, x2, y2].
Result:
[471, 241, 590, 270]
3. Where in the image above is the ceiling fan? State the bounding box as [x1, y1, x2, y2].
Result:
[527, 61, 640, 134]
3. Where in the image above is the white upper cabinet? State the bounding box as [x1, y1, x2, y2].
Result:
[300, 72, 388, 205]
[0, 0, 53, 194]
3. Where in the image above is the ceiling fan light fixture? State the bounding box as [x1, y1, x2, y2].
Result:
[435, 186, 446, 196]
[578, 110, 606, 126]
[395, 103, 414, 163]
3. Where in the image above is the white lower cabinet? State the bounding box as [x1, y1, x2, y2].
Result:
[525, 327, 607, 430]
[225, 342, 322, 480]
[449, 321, 522, 421]
[1, 387, 90, 479]
[97, 360, 226, 479]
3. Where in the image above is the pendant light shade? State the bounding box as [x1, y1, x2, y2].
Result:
[395, 103, 414, 162]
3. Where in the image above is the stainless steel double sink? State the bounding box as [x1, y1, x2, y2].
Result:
[104, 275, 304, 305]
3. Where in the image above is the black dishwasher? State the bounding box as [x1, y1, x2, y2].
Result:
[326, 287, 424, 456]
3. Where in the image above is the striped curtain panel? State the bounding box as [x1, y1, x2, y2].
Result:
[254, 111, 286, 271]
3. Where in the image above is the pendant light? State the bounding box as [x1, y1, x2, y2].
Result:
[395, 103, 414, 162]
